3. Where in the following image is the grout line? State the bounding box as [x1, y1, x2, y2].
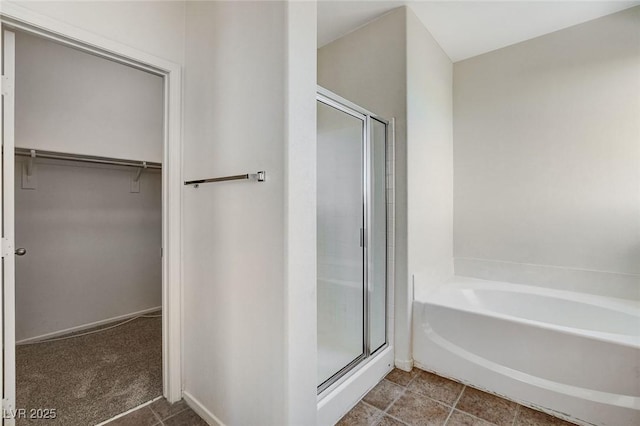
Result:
[443, 385, 466, 425]
[395, 388, 459, 425]
[384, 386, 407, 413]
[360, 400, 385, 425]
[454, 409, 501, 426]
[384, 369, 572, 426]
[383, 393, 404, 412]
[361, 400, 384, 415]
[395, 368, 469, 425]
[403, 370, 419, 388]
[149, 404, 164, 425]
[380, 385, 410, 425]
[452, 385, 466, 410]
[383, 412, 411, 426]
[378, 372, 411, 425]
[447, 388, 505, 426]
[392, 383, 408, 400]
[159, 406, 191, 424]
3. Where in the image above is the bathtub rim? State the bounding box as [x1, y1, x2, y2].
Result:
[414, 276, 640, 349]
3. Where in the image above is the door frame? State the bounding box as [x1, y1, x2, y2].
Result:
[0, 1, 184, 412]
[315, 86, 394, 406]
[315, 93, 369, 395]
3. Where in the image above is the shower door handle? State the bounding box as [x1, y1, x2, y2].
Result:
[360, 228, 365, 248]
[15, 248, 26, 256]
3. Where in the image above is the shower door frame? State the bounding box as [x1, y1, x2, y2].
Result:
[316, 86, 392, 396]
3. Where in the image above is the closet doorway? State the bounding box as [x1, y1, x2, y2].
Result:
[1, 10, 183, 426]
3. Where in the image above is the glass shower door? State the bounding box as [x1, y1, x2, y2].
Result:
[316, 100, 365, 390]
[317, 89, 389, 394]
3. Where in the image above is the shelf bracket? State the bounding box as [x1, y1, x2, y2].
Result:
[21, 150, 37, 190]
[26, 149, 35, 176]
[130, 161, 147, 193]
[134, 161, 147, 183]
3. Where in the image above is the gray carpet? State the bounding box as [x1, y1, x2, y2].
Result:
[16, 315, 162, 426]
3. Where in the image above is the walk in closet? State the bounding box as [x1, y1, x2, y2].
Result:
[10, 29, 164, 425]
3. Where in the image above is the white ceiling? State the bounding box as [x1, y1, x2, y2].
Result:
[318, 1, 640, 62]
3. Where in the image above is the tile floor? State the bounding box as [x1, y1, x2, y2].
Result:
[104, 398, 207, 426]
[337, 368, 578, 426]
[104, 369, 578, 426]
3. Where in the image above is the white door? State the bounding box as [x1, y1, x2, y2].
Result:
[1, 28, 16, 426]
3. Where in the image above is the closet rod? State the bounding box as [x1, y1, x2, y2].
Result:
[14, 148, 162, 169]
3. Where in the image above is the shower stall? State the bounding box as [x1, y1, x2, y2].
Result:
[316, 87, 392, 397]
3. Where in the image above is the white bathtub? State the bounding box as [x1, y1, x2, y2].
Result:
[413, 276, 640, 426]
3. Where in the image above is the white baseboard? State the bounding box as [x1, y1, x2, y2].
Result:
[394, 358, 413, 372]
[16, 306, 162, 344]
[182, 391, 225, 426]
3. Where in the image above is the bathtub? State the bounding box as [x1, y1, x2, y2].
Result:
[413, 276, 640, 426]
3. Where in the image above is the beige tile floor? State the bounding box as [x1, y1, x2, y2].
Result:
[103, 398, 207, 426]
[105, 368, 578, 426]
[337, 368, 578, 426]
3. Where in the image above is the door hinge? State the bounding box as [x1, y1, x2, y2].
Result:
[1, 75, 13, 96]
[1, 238, 13, 258]
[2, 397, 13, 411]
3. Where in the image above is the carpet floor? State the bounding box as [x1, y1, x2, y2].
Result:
[16, 315, 162, 426]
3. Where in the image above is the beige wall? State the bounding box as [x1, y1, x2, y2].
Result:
[15, 159, 161, 342]
[406, 9, 454, 299]
[453, 6, 640, 298]
[15, 30, 164, 162]
[183, 3, 286, 423]
[284, 2, 318, 423]
[8, 1, 186, 64]
[182, 1, 317, 424]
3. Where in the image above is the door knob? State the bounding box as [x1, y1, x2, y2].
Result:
[15, 248, 26, 256]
